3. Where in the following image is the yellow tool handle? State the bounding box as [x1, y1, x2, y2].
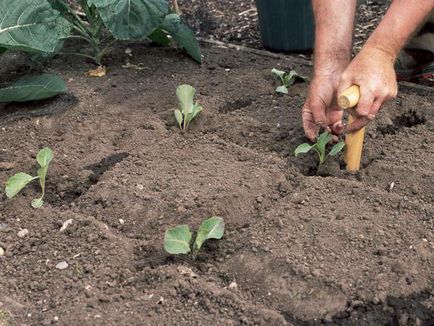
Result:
[337, 85, 364, 172]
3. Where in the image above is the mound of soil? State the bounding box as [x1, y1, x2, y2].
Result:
[0, 44, 433, 325]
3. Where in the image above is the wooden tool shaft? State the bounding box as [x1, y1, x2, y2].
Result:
[338, 85, 360, 109]
[337, 85, 364, 172]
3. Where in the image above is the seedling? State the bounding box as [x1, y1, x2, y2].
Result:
[164, 216, 225, 258]
[5, 148, 53, 208]
[271, 68, 307, 94]
[174, 84, 203, 131]
[295, 132, 345, 171]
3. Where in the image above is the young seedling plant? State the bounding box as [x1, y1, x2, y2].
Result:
[164, 216, 225, 258]
[5, 148, 53, 208]
[0, 0, 202, 103]
[295, 132, 345, 173]
[174, 84, 203, 131]
[271, 68, 308, 94]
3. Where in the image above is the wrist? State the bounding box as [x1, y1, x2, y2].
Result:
[313, 50, 351, 77]
[359, 43, 397, 63]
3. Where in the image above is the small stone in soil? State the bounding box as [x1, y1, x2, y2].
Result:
[0, 223, 9, 231]
[56, 261, 69, 270]
[0, 247, 4, 256]
[228, 281, 237, 289]
[60, 219, 73, 232]
[311, 269, 322, 277]
[17, 229, 29, 238]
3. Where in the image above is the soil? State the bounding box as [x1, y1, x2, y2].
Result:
[0, 43, 433, 326]
[178, 0, 390, 51]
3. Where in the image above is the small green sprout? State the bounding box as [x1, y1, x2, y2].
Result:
[174, 84, 203, 131]
[271, 68, 308, 94]
[295, 132, 345, 169]
[164, 216, 225, 258]
[5, 147, 53, 208]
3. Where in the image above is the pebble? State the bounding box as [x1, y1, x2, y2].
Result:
[311, 269, 322, 277]
[372, 296, 380, 305]
[350, 300, 364, 308]
[55, 261, 69, 270]
[60, 219, 73, 232]
[17, 229, 29, 238]
[0, 223, 9, 232]
[176, 206, 187, 214]
[391, 262, 406, 275]
[0, 247, 4, 256]
[228, 282, 238, 289]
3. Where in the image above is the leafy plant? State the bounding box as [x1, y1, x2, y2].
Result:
[271, 68, 307, 94]
[0, 0, 201, 66]
[5, 148, 53, 208]
[164, 216, 225, 258]
[174, 84, 203, 131]
[0, 0, 201, 103]
[295, 132, 345, 170]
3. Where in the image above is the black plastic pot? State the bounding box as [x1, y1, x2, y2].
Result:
[255, 0, 314, 52]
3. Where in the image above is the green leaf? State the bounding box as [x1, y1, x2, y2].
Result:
[31, 197, 44, 208]
[271, 68, 285, 84]
[174, 109, 183, 128]
[275, 85, 288, 94]
[176, 84, 195, 117]
[191, 103, 203, 118]
[294, 143, 313, 156]
[176, 84, 202, 129]
[284, 70, 308, 87]
[164, 225, 192, 254]
[194, 216, 225, 253]
[0, 74, 67, 103]
[162, 14, 202, 63]
[149, 27, 171, 46]
[0, 0, 71, 53]
[329, 141, 346, 157]
[88, 0, 168, 40]
[272, 68, 307, 90]
[36, 147, 53, 195]
[316, 132, 332, 157]
[36, 147, 53, 168]
[5, 173, 35, 198]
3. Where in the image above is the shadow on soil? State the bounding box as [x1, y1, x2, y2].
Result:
[45, 152, 130, 206]
[282, 290, 434, 326]
[377, 109, 426, 135]
[0, 94, 78, 120]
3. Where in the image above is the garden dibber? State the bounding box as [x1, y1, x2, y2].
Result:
[338, 85, 363, 172]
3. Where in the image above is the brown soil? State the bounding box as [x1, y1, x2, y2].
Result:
[0, 44, 433, 326]
[178, 0, 390, 51]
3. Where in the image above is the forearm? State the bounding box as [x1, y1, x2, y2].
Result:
[365, 0, 434, 61]
[312, 0, 357, 75]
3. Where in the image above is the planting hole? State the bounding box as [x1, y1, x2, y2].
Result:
[220, 98, 253, 113]
[378, 110, 426, 135]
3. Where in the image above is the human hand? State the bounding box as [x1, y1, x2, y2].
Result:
[302, 73, 346, 142]
[338, 46, 398, 132]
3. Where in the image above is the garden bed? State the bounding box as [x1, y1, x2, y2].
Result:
[0, 44, 433, 325]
